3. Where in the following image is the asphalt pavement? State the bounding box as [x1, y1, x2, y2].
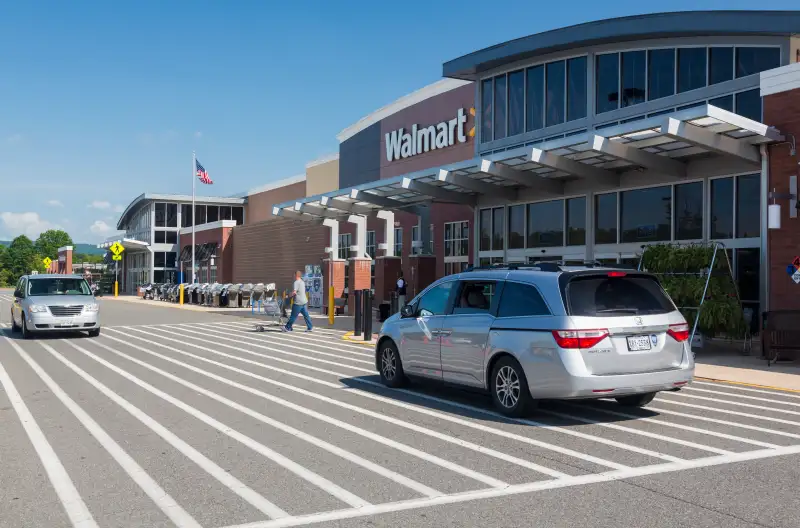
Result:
[1, 290, 800, 527]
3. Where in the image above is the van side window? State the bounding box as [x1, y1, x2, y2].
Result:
[453, 281, 497, 315]
[497, 282, 550, 317]
[417, 281, 456, 317]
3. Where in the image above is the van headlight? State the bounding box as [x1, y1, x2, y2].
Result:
[28, 305, 48, 313]
[85, 304, 100, 312]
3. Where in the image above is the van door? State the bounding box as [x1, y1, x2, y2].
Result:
[398, 280, 457, 379]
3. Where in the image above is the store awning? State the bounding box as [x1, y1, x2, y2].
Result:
[96, 237, 150, 251]
[273, 104, 783, 221]
[179, 243, 218, 263]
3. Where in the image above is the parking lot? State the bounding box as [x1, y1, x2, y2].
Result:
[2, 292, 800, 528]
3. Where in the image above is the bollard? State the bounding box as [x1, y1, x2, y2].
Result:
[390, 291, 398, 315]
[353, 289, 363, 337]
[363, 289, 373, 341]
[114, 281, 118, 297]
[179, 284, 184, 305]
[328, 285, 335, 325]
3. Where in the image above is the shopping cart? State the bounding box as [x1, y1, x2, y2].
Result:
[253, 283, 287, 331]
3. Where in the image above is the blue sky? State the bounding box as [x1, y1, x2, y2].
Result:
[0, 0, 774, 242]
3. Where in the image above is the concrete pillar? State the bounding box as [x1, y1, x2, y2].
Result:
[57, 246, 73, 274]
[347, 215, 366, 259]
[417, 205, 432, 255]
[376, 210, 395, 257]
[374, 256, 402, 306]
[407, 255, 437, 299]
[323, 218, 339, 258]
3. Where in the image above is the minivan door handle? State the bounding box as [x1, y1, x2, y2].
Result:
[438, 330, 452, 337]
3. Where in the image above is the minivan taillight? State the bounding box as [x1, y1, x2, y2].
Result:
[552, 329, 609, 349]
[667, 323, 690, 342]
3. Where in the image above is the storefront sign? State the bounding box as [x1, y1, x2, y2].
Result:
[385, 108, 469, 162]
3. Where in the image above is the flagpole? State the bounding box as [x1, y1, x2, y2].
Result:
[191, 151, 196, 284]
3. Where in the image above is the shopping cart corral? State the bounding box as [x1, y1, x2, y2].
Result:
[254, 283, 288, 331]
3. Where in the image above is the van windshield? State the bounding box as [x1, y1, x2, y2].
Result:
[28, 278, 92, 296]
[565, 274, 674, 316]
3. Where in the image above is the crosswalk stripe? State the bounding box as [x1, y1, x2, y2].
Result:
[104, 329, 512, 487]
[75, 338, 445, 499]
[692, 381, 800, 400]
[39, 339, 293, 519]
[645, 405, 800, 441]
[662, 392, 800, 417]
[100, 329, 571, 479]
[0, 337, 98, 528]
[220, 321, 373, 354]
[654, 398, 800, 427]
[25, 342, 202, 528]
[684, 386, 800, 407]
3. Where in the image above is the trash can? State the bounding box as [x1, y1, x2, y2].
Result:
[211, 283, 224, 307]
[240, 283, 254, 307]
[378, 302, 390, 322]
[252, 283, 266, 306]
[227, 283, 240, 307]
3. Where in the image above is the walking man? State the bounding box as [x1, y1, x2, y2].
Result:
[396, 270, 407, 310]
[284, 270, 313, 332]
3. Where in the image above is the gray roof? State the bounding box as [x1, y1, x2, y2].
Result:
[443, 10, 800, 80]
[117, 193, 247, 231]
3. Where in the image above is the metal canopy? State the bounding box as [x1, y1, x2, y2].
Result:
[273, 104, 782, 221]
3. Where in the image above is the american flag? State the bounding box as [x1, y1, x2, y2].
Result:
[196, 160, 213, 185]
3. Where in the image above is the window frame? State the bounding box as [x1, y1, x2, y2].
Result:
[496, 280, 552, 318]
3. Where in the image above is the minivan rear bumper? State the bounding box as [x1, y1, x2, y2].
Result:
[527, 364, 694, 399]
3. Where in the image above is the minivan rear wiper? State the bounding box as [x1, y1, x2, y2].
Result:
[595, 308, 639, 314]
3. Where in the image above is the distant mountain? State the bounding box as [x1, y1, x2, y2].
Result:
[0, 241, 105, 256]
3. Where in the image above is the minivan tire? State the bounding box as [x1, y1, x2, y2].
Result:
[378, 340, 407, 388]
[88, 328, 101, 338]
[615, 392, 657, 407]
[490, 356, 535, 417]
[21, 316, 33, 339]
[10, 312, 20, 333]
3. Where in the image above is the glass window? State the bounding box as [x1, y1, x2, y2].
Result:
[481, 79, 492, 143]
[735, 89, 762, 122]
[366, 230, 376, 259]
[394, 227, 403, 257]
[709, 94, 734, 112]
[165, 203, 177, 227]
[508, 70, 524, 136]
[674, 182, 703, 240]
[154, 203, 166, 227]
[232, 206, 244, 225]
[527, 200, 564, 248]
[566, 275, 674, 316]
[154, 252, 166, 267]
[194, 205, 206, 225]
[181, 204, 193, 227]
[736, 248, 760, 302]
[507, 205, 525, 249]
[497, 282, 550, 317]
[165, 252, 177, 268]
[494, 75, 507, 140]
[621, 50, 646, 107]
[154, 230, 166, 243]
[710, 177, 734, 239]
[444, 221, 469, 257]
[445, 262, 469, 276]
[526, 65, 544, 131]
[708, 47, 734, 85]
[479, 209, 491, 251]
[220, 206, 232, 221]
[736, 47, 781, 78]
[545, 61, 565, 127]
[206, 205, 219, 223]
[166, 231, 177, 244]
[620, 186, 671, 243]
[338, 233, 351, 260]
[492, 207, 504, 250]
[678, 48, 707, 93]
[596, 53, 619, 114]
[566, 56, 587, 121]
[595, 193, 618, 244]
[648, 49, 676, 101]
[566, 197, 586, 246]
[737, 174, 760, 238]
[417, 281, 456, 317]
[453, 281, 496, 315]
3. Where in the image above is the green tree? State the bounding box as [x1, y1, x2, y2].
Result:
[35, 229, 73, 260]
[0, 244, 10, 286]
[5, 235, 45, 281]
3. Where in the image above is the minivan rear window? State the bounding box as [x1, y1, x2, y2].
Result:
[564, 274, 675, 316]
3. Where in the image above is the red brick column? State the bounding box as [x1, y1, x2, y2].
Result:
[322, 259, 346, 314]
[348, 257, 372, 315]
[407, 255, 437, 299]
[374, 256, 402, 306]
[57, 246, 73, 274]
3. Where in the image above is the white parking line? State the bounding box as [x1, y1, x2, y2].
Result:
[692, 381, 800, 400]
[219, 322, 373, 355]
[100, 330, 571, 479]
[76, 339, 444, 499]
[645, 405, 800, 441]
[102, 330, 512, 488]
[28, 342, 202, 528]
[39, 340, 292, 519]
[663, 392, 800, 417]
[0, 337, 98, 528]
[654, 398, 800, 427]
[684, 386, 800, 407]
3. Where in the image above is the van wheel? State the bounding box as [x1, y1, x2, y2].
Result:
[490, 356, 534, 417]
[378, 341, 407, 388]
[10, 312, 20, 332]
[88, 328, 101, 338]
[616, 392, 657, 407]
[21, 316, 33, 339]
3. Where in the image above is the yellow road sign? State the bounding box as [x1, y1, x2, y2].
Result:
[109, 242, 125, 255]
[112, 254, 122, 261]
[42, 257, 52, 268]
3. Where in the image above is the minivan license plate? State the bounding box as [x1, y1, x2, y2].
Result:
[627, 335, 651, 351]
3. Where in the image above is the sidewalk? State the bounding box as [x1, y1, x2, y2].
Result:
[694, 354, 800, 392]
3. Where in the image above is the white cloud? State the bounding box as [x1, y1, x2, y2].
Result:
[47, 199, 64, 207]
[0, 212, 52, 239]
[194, 131, 202, 138]
[89, 200, 111, 210]
[5, 133, 22, 144]
[89, 220, 113, 235]
[113, 204, 125, 213]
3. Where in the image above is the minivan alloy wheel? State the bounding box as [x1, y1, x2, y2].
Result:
[495, 365, 521, 409]
[381, 347, 397, 380]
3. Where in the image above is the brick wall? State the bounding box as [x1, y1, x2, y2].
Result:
[763, 86, 800, 311]
[179, 226, 234, 283]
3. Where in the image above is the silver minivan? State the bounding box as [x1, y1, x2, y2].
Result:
[10, 274, 101, 338]
[375, 264, 694, 416]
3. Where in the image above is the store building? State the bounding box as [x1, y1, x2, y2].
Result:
[276, 10, 800, 327]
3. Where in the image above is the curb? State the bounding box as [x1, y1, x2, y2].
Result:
[341, 331, 377, 347]
[695, 376, 800, 394]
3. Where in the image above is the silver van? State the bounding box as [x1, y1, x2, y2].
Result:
[10, 274, 101, 338]
[375, 264, 694, 416]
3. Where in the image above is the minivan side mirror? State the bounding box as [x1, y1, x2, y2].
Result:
[13, 289, 22, 299]
[400, 304, 415, 318]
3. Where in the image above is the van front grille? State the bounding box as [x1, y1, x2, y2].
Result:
[49, 305, 84, 317]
